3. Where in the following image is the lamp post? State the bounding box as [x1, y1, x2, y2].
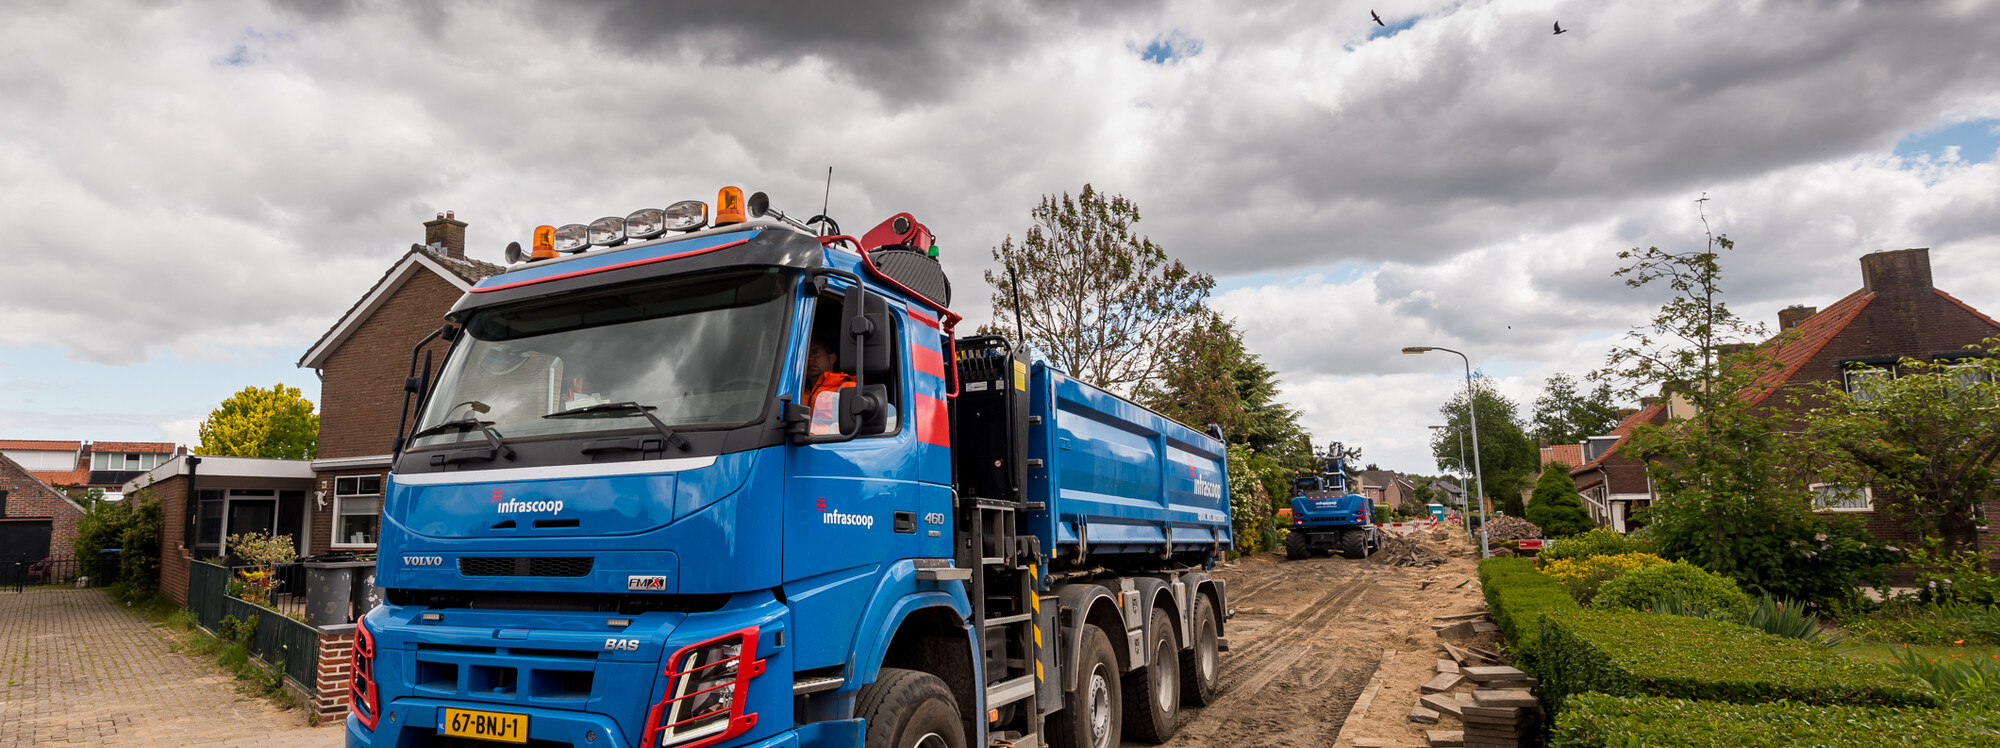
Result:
[1429, 424, 1471, 538]
[1406, 346, 1489, 558]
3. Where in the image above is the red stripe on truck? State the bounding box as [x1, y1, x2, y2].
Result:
[915, 394, 949, 447]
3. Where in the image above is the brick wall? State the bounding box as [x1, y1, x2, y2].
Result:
[317, 269, 464, 461]
[312, 626, 357, 721]
[0, 454, 87, 563]
[146, 474, 193, 605]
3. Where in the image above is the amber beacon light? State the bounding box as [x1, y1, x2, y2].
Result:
[715, 186, 746, 226]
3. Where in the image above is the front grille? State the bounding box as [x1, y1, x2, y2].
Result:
[458, 557, 594, 577]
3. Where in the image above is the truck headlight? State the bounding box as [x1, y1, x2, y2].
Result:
[641, 628, 765, 748]
[553, 223, 590, 252]
[588, 216, 626, 247]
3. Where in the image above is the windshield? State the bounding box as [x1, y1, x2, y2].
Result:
[410, 268, 793, 448]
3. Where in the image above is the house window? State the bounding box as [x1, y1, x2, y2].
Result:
[1811, 483, 1872, 512]
[333, 475, 382, 547]
[1938, 358, 1993, 391]
[195, 490, 225, 548]
[1842, 365, 1892, 401]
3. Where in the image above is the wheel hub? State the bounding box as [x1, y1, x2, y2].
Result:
[1088, 665, 1112, 748]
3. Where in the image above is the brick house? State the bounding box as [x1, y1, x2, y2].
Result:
[1358, 469, 1417, 511]
[0, 452, 89, 565]
[295, 212, 503, 555]
[1570, 248, 2000, 543]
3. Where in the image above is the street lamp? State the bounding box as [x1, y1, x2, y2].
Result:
[1406, 346, 1489, 558]
[1429, 424, 1471, 538]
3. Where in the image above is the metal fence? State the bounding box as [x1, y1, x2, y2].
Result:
[4, 554, 122, 592]
[187, 561, 321, 688]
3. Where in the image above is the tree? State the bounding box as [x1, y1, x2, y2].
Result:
[1599, 200, 1892, 607]
[1532, 373, 1623, 445]
[195, 384, 319, 459]
[985, 185, 1215, 394]
[1141, 312, 1312, 469]
[1798, 344, 2000, 552]
[1526, 463, 1594, 537]
[1429, 376, 1539, 516]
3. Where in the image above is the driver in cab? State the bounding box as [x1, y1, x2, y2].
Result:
[805, 338, 852, 435]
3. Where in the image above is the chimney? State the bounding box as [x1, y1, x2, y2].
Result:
[1639, 396, 1658, 408]
[424, 210, 468, 259]
[1777, 305, 1817, 330]
[1860, 248, 1932, 298]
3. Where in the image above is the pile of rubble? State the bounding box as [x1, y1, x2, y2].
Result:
[1369, 532, 1449, 568]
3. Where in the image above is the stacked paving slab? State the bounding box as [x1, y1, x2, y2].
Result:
[1458, 667, 1542, 748]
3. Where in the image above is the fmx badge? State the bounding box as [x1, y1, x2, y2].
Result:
[627, 575, 667, 591]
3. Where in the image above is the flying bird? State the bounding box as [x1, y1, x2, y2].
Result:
[1372, 10, 1385, 26]
[1553, 21, 1568, 35]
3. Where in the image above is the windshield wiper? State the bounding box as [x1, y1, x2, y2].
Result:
[409, 414, 517, 464]
[545, 401, 689, 452]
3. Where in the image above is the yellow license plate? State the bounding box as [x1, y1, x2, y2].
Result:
[438, 707, 528, 744]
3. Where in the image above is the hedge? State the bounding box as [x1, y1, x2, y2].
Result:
[1535, 610, 1945, 712]
[1478, 557, 1580, 668]
[1552, 693, 2000, 747]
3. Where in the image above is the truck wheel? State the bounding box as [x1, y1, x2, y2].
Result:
[1283, 531, 1310, 560]
[1048, 625, 1121, 748]
[1179, 594, 1220, 707]
[856, 668, 967, 748]
[1122, 608, 1181, 743]
[1341, 530, 1368, 559]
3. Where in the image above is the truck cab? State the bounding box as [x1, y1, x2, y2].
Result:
[348, 191, 1232, 748]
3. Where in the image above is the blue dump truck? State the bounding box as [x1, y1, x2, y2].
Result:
[348, 189, 1232, 748]
[1281, 443, 1378, 560]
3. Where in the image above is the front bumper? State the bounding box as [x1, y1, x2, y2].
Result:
[346, 711, 860, 748]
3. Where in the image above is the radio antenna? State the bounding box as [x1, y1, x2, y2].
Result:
[820, 166, 833, 220]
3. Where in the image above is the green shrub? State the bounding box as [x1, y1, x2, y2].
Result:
[1890, 646, 2000, 708]
[1552, 693, 2000, 747]
[1526, 467, 1595, 537]
[1595, 562, 1752, 623]
[1534, 610, 1944, 713]
[1905, 538, 2000, 607]
[1747, 592, 1838, 645]
[1479, 557, 1580, 668]
[1539, 528, 1653, 563]
[1541, 553, 1670, 604]
[1841, 600, 2000, 645]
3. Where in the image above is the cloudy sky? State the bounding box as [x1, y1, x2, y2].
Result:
[4, 0, 1998, 472]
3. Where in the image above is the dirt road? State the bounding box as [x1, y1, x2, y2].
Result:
[1146, 529, 1491, 748]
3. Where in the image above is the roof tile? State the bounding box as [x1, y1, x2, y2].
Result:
[0, 439, 83, 451]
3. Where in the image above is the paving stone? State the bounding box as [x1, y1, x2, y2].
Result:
[1425, 730, 1465, 747]
[1460, 665, 1527, 682]
[1410, 705, 1441, 724]
[1472, 688, 1539, 708]
[1435, 620, 1480, 640]
[0, 588, 336, 747]
[1421, 672, 1466, 693]
[1436, 658, 1459, 674]
[1471, 621, 1501, 634]
[1351, 739, 1392, 747]
[1420, 693, 1463, 717]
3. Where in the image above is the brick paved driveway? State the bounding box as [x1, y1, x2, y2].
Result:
[0, 588, 340, 747]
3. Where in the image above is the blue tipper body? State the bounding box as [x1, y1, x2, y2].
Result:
[348, 219, 1232, 748]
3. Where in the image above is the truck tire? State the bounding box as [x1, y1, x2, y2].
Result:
[1179, 594, 1220, 707]
[1341, 529, 1368, 559]
[1122, 608, 1181, 743]
[857, 668, 968, 748]
[1283, 531, 1310, 560]
[1048, 625, 1121, 748]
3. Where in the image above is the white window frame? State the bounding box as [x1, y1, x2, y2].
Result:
[1810, 483, 1873, 512]
[1842, 365, 1892, 401]
[332, 474, 383, 549]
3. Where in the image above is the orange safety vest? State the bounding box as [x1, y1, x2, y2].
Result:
[808, 371, 855, 404]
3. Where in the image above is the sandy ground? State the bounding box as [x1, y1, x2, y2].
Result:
[1142, 526, 1496, 748]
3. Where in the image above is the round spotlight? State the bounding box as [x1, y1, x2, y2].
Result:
[552, 224, 590, 252]
[626, 208, 667, 240]
[588, 216, 626, 247]
[663, 200, 708, 232]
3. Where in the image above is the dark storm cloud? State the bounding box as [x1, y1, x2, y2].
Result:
[574, 0, 1163, 102]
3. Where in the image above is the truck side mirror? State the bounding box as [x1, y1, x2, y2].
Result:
[839, 287, 892, 377]
[840, 384, 889, 435]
